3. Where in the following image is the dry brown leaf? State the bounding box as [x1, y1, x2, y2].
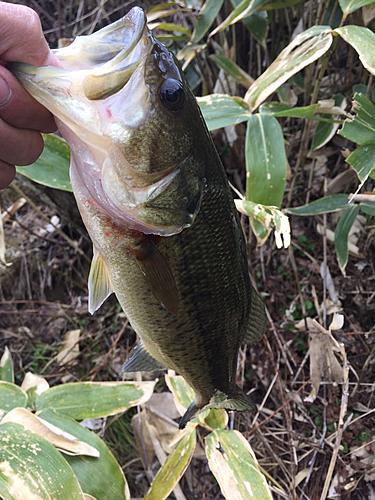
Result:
[2, 407, 99, 457]
[57, 329, 81, 365]
[305, 330, 345, 403]
[20, 372, 49, 395]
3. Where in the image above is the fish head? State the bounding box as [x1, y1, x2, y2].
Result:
[9, 7, 205, 235]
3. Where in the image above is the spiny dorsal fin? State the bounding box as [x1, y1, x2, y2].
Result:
[135, 239, 179, 316]
[122, 340, 166, 372]
[244, 286, 266, 345]
[88, 247, 114, 314]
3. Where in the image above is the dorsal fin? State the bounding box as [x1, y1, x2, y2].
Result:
[135, 238, 179, 315]
[243, 286, 266, 345]
[88, 247, 114, 314]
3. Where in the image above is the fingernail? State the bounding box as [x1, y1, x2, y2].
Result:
[0, 77, 11, 108]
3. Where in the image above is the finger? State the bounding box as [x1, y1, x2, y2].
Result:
[0, 66, 57, 133]
[0, 160, 16, 190]
[0, 118, 44, 167]
[0, 4, 60, 67]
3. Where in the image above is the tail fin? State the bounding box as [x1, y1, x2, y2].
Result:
[179, 387, 255, 429]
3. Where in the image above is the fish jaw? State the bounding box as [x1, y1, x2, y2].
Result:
[9, 6, 204, 236]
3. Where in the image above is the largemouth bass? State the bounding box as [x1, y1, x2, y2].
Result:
[10, 7, 266, 428]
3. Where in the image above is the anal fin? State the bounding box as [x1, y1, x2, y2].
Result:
[135, 239, 179, 316]
[122, 340, 166, 372]
[244, 286, 266, 345]
[88, 247, 114, 314]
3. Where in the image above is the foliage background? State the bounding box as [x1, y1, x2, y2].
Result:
[1, 0, 375, 499]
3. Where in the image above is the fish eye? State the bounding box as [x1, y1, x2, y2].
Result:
[160, 79, 185, 112]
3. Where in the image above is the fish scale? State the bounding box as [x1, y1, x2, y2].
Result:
[9, 6, 266, 428]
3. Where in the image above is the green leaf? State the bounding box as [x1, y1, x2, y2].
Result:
[35, 381, 155, 420]
[0, 348, 14, 384]
[0, 382, 27, 414]
[346, 143, 375, 183]
[287, 194, 350, 215]
[206, 430, 273, 500]
[359, 201, 375, 216]
[0, 422, 85, 500]
[38, 409, 130, 500]
[338, 0, 375, 16]
[197, 93, 252, 131]
[144, 426, 196, 500]
[16, 134, 72, 192]
[335, 204, 360, 274]
[211, 0, 269, 36]
[245, 114, 287, 207]
[336, 25, 375, 76]
[165, 373, 195, 411]
[242, 11, 268, 42]
[149, 23, 191, 35]
[209, 54, 254, 86]
[203, 409, 229, 430]
[339, 94, 375, 145]
[245, 26, 333, 111]
[260, 101, 320, 117]
[312, 94, 347, 150]
[263, 0, 301, 8]
[230, 0, 268, 42]
[192, 0, 225, 42]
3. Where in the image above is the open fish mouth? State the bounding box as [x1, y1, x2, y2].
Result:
[9, 7, 204, 236]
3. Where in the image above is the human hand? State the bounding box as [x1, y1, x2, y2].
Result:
[0, 3, 62, 189]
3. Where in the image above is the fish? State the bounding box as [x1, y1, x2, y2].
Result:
[9, 7, 266, 429]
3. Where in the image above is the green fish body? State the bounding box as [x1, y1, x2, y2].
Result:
[10, 7, 266, 428]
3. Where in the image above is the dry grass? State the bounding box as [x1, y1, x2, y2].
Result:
[1, 1, 375, 499]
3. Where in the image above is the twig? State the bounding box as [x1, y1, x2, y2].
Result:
[319, 334, 349, 500]
[87, 320, 128, 381]
[11, 183, 90, 262]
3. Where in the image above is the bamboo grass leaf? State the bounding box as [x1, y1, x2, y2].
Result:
[246, 114, 287, 207]
[144, 426, 196, 500]
[0, 348, 14, 384]
[38, 409, 130, 500]
[206, 430, 273, 500]
[338, 0, 375, 16]
[16, 134, 72, 192]
[192, 0, 225, 42]
[287, 194, 350, 215]
[335, 204, 361, 274]
[35, 381, 155, 420]
[0, 422, 85, 500]
[197, 93, 252, 130]
[245, 26, 333, 111]
[336, 25, 375, 75]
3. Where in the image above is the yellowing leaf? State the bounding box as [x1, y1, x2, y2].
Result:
[144, 426, 196, 500]
[21, 372, 49, 395]
[206, 430, 272, 500]
[245, 26, 333, 111]
[57, 329, 81, 365]
[35, 381, 156, 420]
[0, 421, 85, 500]
[0, 347, 14, 383]
[2, 407, 99, 457]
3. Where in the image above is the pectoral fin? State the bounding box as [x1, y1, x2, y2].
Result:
[122, 340, 166, 372]
[135, 240, 179, 316]
[243, 286, 266, 345]
[88, 247, 114, 314]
